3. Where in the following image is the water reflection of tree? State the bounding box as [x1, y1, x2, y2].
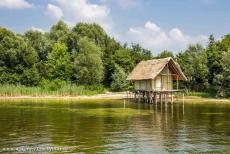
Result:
[0, 101, 229, 153]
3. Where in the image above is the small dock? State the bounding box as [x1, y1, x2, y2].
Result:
[126, 90, 185, 104]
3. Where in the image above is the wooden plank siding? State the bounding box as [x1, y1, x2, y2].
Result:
[134, 65, 173, 91]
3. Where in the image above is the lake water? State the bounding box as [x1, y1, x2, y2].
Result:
[0, 99, 229, 153]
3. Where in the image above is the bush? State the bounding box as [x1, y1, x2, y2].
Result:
[111, 64, 128, 91]
[40, 79, 67, 91]
[21, 65, 40, 86]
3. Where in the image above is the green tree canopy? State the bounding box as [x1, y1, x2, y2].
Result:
[130, 43, 152, 64]
[72, 23, 107, 49]
[24, 30, 51, 61]
[213, 50, 230, 97]
[73, 37, 104, 85]
[156, 50, 174, 59]
[111, 64, 128, 91]
[46, 43, 72, 80]
[49, 20, 70, 44]
[113, 48, 134, 72]
[0, 27, 39, 85]
[177, 44, 208, 91]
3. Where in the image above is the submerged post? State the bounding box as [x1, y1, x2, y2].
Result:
[176, 75, 179, 90]
[171, 92, 173, 104]
[182, 92, 185, 115]
[183, 93, 184, 104]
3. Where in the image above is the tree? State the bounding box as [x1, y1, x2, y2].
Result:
[210, 35, 230, 97]
[177, 44, 208, 91]
[156, 50, 174, 59]
[130, 43, 152, 64]
[206, 35, 224, 84]
[49, 20, 70, 44]
[213, 50, 230, 97]
[219, 35, 230, 51]
[0, 27, 39, 85]
[24, 30, 51, 61]
[21, 65, 40, 86]
[46, 43, 72, 80]
[113, 48, 134, 72]
[111, 64, 128, 91]
[73, 37, 104, 85]
[72, 23, 107, 49]
[102, 37, 121, 86]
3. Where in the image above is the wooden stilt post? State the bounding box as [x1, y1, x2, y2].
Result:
[166, 93, 168, 105]
[150, 91, 153, 103]
[183, 92, 184, 104]
[176, 75, 179, 90]
[160, 93, 162, 104]
[182, 92, 185, 114]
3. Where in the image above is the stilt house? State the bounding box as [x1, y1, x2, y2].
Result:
[127, 57, 187, 92]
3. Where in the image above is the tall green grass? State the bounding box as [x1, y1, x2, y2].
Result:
[174, 91, 214, 98]
[0, 84, 107, 96]
[184, 91, 214, 98]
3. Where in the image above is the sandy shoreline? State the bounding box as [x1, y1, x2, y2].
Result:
[0, 92, 229, 103]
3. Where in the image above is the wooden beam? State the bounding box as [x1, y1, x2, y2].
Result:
[161, 74, 177, 76]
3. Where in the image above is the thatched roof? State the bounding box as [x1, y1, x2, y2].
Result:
[127, 57, 187, 81]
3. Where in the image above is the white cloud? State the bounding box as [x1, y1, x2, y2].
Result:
[101, 0, 138, 9]
[46, 4, 63, 19]
[0, 0, 33, 9]
[46, 0, 113, 35]
[127, 21, 208, 53]
[31, 26, 45, 33]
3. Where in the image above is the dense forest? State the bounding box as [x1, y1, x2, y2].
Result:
[0, 21, 230, 97]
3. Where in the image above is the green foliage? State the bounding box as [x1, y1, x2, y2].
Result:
[212, 50, 230, 97]
[49, 20, 70, 44]
[2, 21, 230, 98]
[0, 21, 152, 94]
[130, 43, 152, 64]
[47, 43, 72, 80]
[184, 91, 213, 98]
[0, 27, 39, 85]
[24, 30, 51, 61]
[111, 64, 128, 91]
[0, 22, 153, 94]
[206, 35, 224, 84]
[156, 50, 174, 59]
[0, 84, 106, 96]
[73, 37, 104, 85]
[113, 48, 134, 72]
[21, 65, 40, 86]
[40, 79, 67, 91]
[72, 23, 107, 49]
[177, 44, 208, 91]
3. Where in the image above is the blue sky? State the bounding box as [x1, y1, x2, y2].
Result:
[0, 0, 229, 55]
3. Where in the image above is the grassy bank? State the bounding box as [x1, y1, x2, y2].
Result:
[0, 85, 229, 104]
[184, 91, 214, 98]
[0, 84, 107, 96]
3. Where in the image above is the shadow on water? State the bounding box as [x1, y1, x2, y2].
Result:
[0, 99, 229, 153]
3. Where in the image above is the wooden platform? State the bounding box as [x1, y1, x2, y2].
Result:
[126, 90, 185, 104]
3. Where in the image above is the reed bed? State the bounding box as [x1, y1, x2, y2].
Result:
[0, 84, 106, 96]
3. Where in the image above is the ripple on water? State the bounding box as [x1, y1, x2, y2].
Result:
[0, 100, 230, 153]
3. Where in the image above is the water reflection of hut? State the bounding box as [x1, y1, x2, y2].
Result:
[127, 57, 187, 103]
